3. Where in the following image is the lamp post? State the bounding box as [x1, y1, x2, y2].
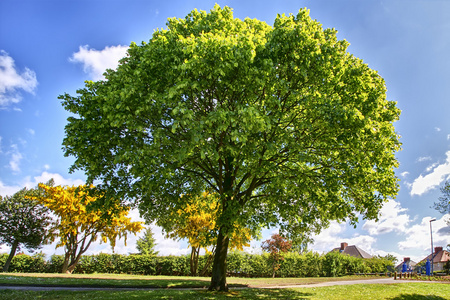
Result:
[430, 218, 436, 275]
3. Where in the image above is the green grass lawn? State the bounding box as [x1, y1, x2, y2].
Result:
[0, 273, 394, 288]
[0, 273, 448, 299]
[0, 283, 449, 299]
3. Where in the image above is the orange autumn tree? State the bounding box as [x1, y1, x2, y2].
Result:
[156, 191, 252, 276]
[261, 233, 292, 278]
[35, 183, 144, 274]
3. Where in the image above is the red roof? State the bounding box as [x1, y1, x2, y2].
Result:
[419, 249, 450, 264]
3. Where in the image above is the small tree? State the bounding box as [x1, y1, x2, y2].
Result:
[261, 233, 292, 278]
[136, 227, 158, 256]
[0, 187, 53, 272]
[34, 183, 144, 273]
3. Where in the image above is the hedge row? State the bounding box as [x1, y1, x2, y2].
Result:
[0, 251, 393, 277]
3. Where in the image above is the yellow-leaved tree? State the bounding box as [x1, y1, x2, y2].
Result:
[35, 183, 144, 274]
[156, 191, 253, 276]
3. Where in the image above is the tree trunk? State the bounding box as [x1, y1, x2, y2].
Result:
[66, 255, 83, 274]
[208, 228, 229, 291]
[61, 252, 71, 274]
[2, 240, 19, 272]
[199, 247, 215, 277]
[190, 246, 199, 276]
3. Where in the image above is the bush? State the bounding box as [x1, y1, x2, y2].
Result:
[0, 252, 46, 273]
[45, 254, 64, 273]
[0, 250, 393, 276]
[155, 255, 189, 276]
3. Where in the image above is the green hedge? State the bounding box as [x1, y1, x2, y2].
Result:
[0, 251, 393, 277]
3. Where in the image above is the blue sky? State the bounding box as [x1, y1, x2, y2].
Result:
[1, 0, 449, 263]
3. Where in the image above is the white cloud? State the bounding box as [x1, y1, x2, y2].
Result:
[8, 144, 23, 173]
[417, 156, 432, 162]
[435, 127, 441, 132]
[447, 134, 450, 141]
[410, 151, 450, 196]
[0, 181, 22, 197]
[400, 171, 409, 178]
[362, 200, 412, 235]
[0, 50, 38, 108]
[28, 128, 35, 135]
[397, 215, 449, 256]
[311, 221, 346, 253]
[27, 171, 85, 188]
[425, 163, 439, 173]
[70, 45, 129, 81]
[0, 171, 85, 197]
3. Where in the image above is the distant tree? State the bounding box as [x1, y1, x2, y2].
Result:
[0, 186, 53, 272]
[379, 253, 398, 266]
[262, 233, 292, 278]
[136, 227, 158, 256]
[434, 181, 450, 225]
[34, 183, 144, 273]
[60, 5, 401, 290]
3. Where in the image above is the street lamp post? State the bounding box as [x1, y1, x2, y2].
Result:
[430, 218, 436, 275]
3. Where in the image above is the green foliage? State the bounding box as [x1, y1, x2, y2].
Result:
[0, 251, 393, 276]
[444, 260, 450, 275]
[0, 252, 46, 273]
[0, 185, 53, 272]
[61, 5, 401, 288]
[46, 255, 65, 273]
[136, 227, 158, 256]
[435, 181, 450, 225]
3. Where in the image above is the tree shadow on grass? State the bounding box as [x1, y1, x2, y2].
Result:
[228, 288, 313, 300]
[388, 294, 447, 300]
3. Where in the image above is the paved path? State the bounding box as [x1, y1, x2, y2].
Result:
[0, 278, 446, 291]
[257, 278, 445, 289]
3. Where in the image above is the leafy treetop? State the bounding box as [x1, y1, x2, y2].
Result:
[60, 5, 401, 289]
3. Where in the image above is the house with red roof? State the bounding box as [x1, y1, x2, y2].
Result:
[418, 246, 450, 272]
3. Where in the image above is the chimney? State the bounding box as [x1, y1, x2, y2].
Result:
[403, 257, 410, 262]
[340, 242, 348, 251]
[435, 247, 443, 254]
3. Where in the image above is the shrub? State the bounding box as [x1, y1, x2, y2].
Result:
[0, 252, 46, 273]
[0, 250, 393, 276]
[46, 254, 64, 273]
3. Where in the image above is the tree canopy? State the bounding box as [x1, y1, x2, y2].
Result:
[60, 5, 401, 290]
[0, 186, 53, 272]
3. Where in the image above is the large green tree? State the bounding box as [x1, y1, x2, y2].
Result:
[60, 6, 401, 290]
[0, 187, 53, 272]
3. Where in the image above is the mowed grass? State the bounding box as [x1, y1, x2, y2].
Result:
[0, 273, 449, 299]
[0, 273, 395, 288]
[0, 283, 449, 299]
